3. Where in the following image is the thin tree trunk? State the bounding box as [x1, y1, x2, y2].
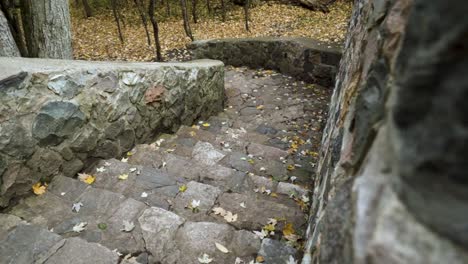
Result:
[220, 0, 226, 22]
[243, 0, 250, 31]
[111, 0, 124, 43]
[134, 0, 151, 45]
[0, 10, 20, 56]
[191, 0, 197, 23]
[206, 0, 211, 14]
[180, 0, 194, 40]
[165, 0, 171, 16]
[82, 0, 93, 17]
[148, 0, 162, 61]
[20, 0, 73, 59]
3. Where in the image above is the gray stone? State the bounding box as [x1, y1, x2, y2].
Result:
[175, 222, 237, 264]
[192, 141, 226, 166]
[216, 192, 305, 230]
[48, 74, 84, 99]
[230, 230, 262, 256]
[38, 237, 120, 264]
[138, 207, 185, 263]
[32, 101, 86, 146]
[258, 238, 297, 264]
[0, 224, 63, 264]
[0, 214, 23, 240]
[277, 182, 309, 197]
[173, 181, 222, 221]
[61, 158, 84, 177]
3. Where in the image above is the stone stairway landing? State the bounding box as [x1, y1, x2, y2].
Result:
[0, 66, 331, 264]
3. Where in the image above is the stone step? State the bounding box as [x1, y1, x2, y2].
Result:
[5, 171, 303, 263]
[0, 214, 120, 264]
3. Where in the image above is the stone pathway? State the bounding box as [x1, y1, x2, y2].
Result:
[0, 66, 331, 264]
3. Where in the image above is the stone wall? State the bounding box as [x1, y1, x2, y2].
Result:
[0, 57, 224, 207]
[190, 37, 341, 87]
[303, 0, 468, 263]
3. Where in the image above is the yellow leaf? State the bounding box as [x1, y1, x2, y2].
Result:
[189, 131, 197, 137]
[263, 223, 276, 232]
[202, 123, 210, 127]
[32, 182, 47, 195]
[256, 256, 265, 263]
[256, 105, 264, 110]
[118, 174, 129, 180]
[78, 173, 96, 185]
[283, 223, 295, 237]
[287, 165, 295, 171]
[126, 151, 133, 156]
[247, 159, 255, 164]
[179, 184, 187, 192]
[270, 192, 278, 198]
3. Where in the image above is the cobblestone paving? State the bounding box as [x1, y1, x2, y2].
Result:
[0, 66, 331, 264]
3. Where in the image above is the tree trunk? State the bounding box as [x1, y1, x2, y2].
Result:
[0, 1, 28, 56]
[243, 0, 250, 31]
[180, 0, 194, 41]
[165, 0, 171, 16]
[206, 0, 211, 14]
[220, 0, 226, 22]
[148, 0, 162, 61]
[111, 0, 124, 43]
[20, 0, 73, 59]
[191, 0, 197, 23]
[82, 0, 93, 17]
[0, 10, 20, 56]
[134, 0, 151, 45]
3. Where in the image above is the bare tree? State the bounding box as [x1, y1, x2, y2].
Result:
[180, 0, 194, 40]
[220, 0, 226, 21]
[206, 0, 212, 14]
[134, 0, 151, 45]
[82, 0, 93, 18]
[20, 0, 73, 59]
[191, 0, 198, 23]
[165, 0, 171, 16]
[148, 0, 162, 61]
[243, 0, 250, 31]
[111, 0, 124, 43]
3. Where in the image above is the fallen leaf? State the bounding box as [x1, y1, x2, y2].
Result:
[129, 168, 137, 172]
[224, 211, 238, 223]
[118, 174, 129, 180]
[263, 224, 275, 232]
[78, 173, 96, 184]
[98, 223, 108, 230]
[121, 157, 128, 163]
[240, 202, 246, 208]
[202, 123, 210, 127]
[282, 223, 295, 237]
[256, 105, 264, 110]
[256, 256, 265, 263]
[215, 242, 229, 253]
[179, 184, 188, 192]
[96, 166, 106, 173]
[32, 182, 47, 195]
[141, 192, 148, 198]
[286, 255, 297, 264]
[121, 220, 135, 232]
[189, 131, 197, 137]
[126, 151, 133, 156]
[104, 161, 111, 166]
[198, 253, 213, 263]
[73, 222, 87, 233]
[72, 202, 83, 212]
[253, 229, 268, 239]
[212, 207, 227, 216]
[287, 165, 295, 171]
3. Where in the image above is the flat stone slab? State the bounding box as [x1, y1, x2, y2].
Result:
[173, 181, 222, 221]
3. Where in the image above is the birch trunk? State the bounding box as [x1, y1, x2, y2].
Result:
[0, 10, 20, 57]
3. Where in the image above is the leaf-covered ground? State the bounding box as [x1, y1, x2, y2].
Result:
[71, 1, 352, 61]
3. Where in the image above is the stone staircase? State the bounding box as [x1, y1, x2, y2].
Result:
[0, 66, 331, 264]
